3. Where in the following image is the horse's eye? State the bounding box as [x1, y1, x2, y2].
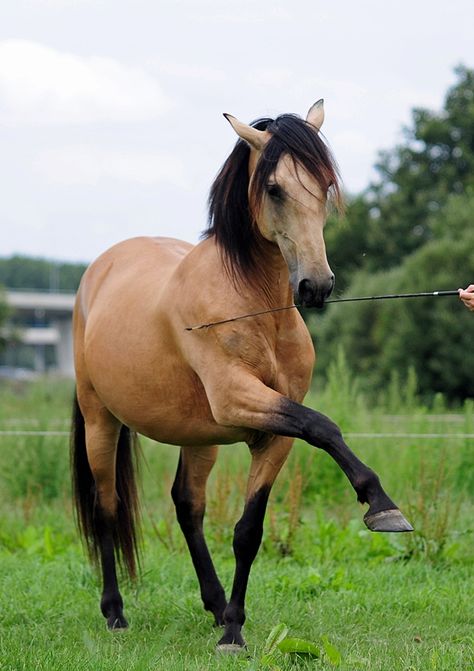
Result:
[266, 183, 284, 201]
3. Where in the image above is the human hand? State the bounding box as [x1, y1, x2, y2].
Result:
[458, 285, 474, 312]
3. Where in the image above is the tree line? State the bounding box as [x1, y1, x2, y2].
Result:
[0, 256, 86, 293]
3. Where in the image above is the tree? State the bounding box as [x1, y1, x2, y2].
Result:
[366, 65, 474, 268]
[316, 189, 474, 401]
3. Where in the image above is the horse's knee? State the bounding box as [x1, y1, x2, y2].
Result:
[207, 380, 262, 427]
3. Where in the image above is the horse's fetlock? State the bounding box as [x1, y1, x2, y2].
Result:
[100, 592, 123, 618]
[203, 585, 227, 616]
[224, 603, 245, 627]
[354, 470, 380, 503]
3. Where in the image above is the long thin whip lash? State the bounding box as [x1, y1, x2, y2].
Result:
[185, 290, 460, 331]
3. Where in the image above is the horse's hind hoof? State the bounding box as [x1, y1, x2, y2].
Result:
[364, 508, 414, 533]
[216, 643, 247, 655]
[107, 615, 129, 631]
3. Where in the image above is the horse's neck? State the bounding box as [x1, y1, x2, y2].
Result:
[253, 242, 293, 308]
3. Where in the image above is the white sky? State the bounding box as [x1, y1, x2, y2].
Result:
[0, 0, 473, 263]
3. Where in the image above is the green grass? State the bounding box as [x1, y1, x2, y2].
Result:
[1, 509, 473, 670]
[0, 370, 474, 670]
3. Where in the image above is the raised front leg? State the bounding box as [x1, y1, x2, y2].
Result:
[208, 375, 413, 534]
[171, 446, 227, 625]
[265, 398, 413, 532]
[217, 436, 293, 652]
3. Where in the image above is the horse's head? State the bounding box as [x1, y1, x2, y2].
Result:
[224, 101, 342, 308]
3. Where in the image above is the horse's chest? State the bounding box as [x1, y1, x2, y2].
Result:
[216, 327, 277, 380]
[216, 322, 314, 401]
[274, 324, 315, 401]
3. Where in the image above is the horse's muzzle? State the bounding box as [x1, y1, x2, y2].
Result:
[297, 276, 335, 308]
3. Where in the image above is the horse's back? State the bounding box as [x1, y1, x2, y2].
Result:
[76, 236, 193, 319]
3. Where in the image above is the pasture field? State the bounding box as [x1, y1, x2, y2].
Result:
[0, 364, 473, 670]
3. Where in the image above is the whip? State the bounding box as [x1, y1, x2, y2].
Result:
[185, 290, 460, 331]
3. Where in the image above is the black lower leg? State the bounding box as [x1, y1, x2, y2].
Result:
[175, 504, 227, 625]
[172, 459, 227, 625]
[218, 487, 270, 649]
[97, 510, 127, 630]
[273, 400, 393, 507]
[269, 400, 412, 532]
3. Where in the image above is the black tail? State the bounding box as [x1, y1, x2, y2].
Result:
[70, 393, 141, 579]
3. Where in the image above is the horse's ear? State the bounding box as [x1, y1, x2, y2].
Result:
[306, 99, 324, 130]
[223, 113, 270, 151]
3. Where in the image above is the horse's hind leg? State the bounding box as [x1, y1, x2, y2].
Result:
[171, 445, 227, 625]
[72, 391, 132, 630]
[217, 436, 293, 651]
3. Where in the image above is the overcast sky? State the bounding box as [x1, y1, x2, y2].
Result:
[1, 0, 473, 263]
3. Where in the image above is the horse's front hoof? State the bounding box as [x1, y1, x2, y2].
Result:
[364, 508, 413, 533]
[217, 628, 246, 652]
[107, 614, 129, 631]
[216, 643, 247, 655]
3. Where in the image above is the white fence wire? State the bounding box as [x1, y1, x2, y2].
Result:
[0, 430, 473, 439]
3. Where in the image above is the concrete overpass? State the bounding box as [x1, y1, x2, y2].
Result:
[1, 290, 76, 377]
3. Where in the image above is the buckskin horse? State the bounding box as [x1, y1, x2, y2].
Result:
[71, 100, 412, 651]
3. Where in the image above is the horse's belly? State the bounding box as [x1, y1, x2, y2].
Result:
[121, 378, 248, 446]
[85, 340, 249, 446]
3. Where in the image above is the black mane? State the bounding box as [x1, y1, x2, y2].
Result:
[203, 113, 342, 287]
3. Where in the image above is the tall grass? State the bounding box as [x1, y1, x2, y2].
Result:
[0, 356, 472, 563]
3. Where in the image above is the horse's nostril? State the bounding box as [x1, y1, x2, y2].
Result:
[298, 279, 313, 304]
[297, 277, 334, 307]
